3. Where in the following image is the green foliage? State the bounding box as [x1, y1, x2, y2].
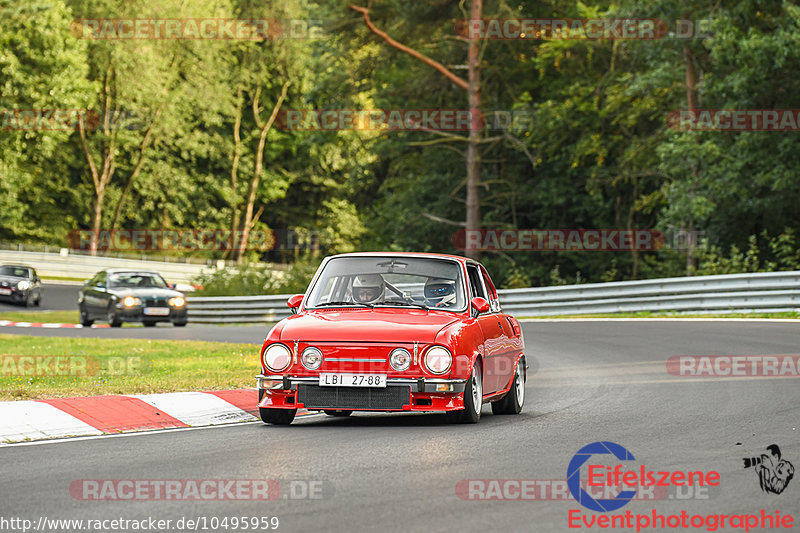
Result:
[193, 258, 320, 296]
[1, 0, 799, 290]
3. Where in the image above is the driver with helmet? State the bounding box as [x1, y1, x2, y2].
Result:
[424, 278, 457, 307]
[352, 274, 385, 304]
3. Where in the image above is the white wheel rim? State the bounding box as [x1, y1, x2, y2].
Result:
[515, 363, 524, 405]
[472, 366, 482, 414]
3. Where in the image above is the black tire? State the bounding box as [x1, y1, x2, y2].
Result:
[34, 293, 41, 307]
[24, 293, 33, 307]
[324, 410, 353, 417]
[79, 306, 94, 327]
[492, 358, 525, 415]
[450, 360, 482, 424]
[143, 321, 157, 327]
[172, 320, 187, 327]
[107, 304, 122, 327]
[259, 408, 296, 425]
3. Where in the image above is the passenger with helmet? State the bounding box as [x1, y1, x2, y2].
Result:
[424, 278, 457, 308]
[352, 274, 385, 304]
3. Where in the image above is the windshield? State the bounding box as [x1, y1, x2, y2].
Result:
[0, 266, 30, 278]
[305, 256, 466, 311]
[108, 272, 168, 289]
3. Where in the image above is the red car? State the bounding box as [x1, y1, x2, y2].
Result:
[256, 252, 526, 425]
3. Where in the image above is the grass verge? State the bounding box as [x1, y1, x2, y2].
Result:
[0, 310, 79, 323]
[0, 334, 259, 400]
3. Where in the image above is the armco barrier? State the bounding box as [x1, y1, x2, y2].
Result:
[0, 249, 214, 284]
[185, 271, 800, 324]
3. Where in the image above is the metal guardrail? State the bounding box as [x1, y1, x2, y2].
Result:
[185, 271, 800, 323]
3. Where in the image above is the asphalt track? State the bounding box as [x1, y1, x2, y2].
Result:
[1, 320, 799, 532]
[0, 282, 81, 312]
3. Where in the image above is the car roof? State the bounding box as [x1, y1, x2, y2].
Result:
[0, 264, 32, 269]
[102, 269, 162, 274]
[327, 251, 472, 265]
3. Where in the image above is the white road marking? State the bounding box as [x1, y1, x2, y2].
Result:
[128, 391, 258, 426]
[0, 401, 103, 442]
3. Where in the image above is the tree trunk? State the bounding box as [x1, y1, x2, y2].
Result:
[465, 0, 482, 260]
[684, 44, 698, 275]
[235, 81, 289, 264]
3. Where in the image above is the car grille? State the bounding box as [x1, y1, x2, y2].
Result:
[297, 385, 410, 410]
[144, 298, 168, 307]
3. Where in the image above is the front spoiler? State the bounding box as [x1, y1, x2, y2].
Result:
[256, 374, 467, 411]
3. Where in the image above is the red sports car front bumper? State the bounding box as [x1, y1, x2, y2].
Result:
[256, 375, 468, 412]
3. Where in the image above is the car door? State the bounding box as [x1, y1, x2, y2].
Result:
[479, 264, 520, 393]
[30, 268, 41, 301]
[84, 272, 108, 316]
[467, 263, 505, 395]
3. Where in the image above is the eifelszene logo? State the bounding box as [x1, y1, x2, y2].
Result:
[743, 444, 794, 495]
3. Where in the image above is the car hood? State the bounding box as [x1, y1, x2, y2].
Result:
[108, 287, 183, 298]
[0, 275, 25, 286]
[278, 308, 461, 343]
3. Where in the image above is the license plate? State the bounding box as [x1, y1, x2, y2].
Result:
[319, 373, 387, 388]
[143, 307, 169, 316]
[0, 289, 10, 295]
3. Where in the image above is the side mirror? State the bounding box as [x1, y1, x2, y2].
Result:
[471, 297, 490, 316]
[97, 282, 105, 289]
[168, 283, 175, 289]
[287, 294, 304, 313]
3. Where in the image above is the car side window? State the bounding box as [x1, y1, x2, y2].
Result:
[479, 265, 501, 313]
[466, 264, 487, 301]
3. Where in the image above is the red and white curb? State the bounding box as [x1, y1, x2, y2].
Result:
[0, 320, 109, 329]
[0, 389, 309, 444]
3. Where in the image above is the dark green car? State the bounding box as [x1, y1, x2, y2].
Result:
[78, 269, 188, 327]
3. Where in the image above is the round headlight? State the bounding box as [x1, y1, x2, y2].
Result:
[424, 346, 452, 374]
[168, 296, 186, 307]
[263, 343, 291, 372]
[122, 296, 139, 307]
[301, 346, 323, 370]
[389, 348, 411, 371]
[17, 280, 30, 290]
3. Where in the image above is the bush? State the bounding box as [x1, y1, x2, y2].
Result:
[192, 259, 321, 296]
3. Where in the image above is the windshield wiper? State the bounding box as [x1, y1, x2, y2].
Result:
[372, 300, 428, 310]
[314, 301, 374, 308]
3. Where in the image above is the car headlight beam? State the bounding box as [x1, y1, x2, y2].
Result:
[389, 348, 412, 371]
[301, 346, 323, 370]
[17, 280, 30, 290]
[122, 296, 141, 307]
[168, 296, 186, 307]
[424, 346, 452, 375]
[263, 343, 292, 372]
